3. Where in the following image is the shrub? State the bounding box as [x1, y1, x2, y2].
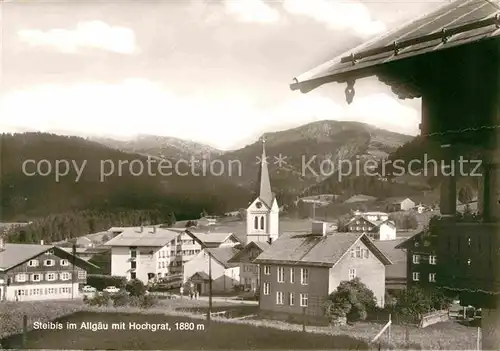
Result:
[140, 295, 158, 309]
[111, 291, 130, 307]
[87, 274, 126, 291]
[85, 292, 111, 307]
[324, 278, 377, 323]
[126, 279, 147, 297]
[129, 296, 141, 308]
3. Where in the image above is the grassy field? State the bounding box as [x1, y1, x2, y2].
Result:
[0, 299, 478, 350]
[2, 311, 369, 350]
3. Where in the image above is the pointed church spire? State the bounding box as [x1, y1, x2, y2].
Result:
[258, 136, 273, 207]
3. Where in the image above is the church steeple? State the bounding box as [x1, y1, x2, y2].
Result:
[257, 136, 273, 207]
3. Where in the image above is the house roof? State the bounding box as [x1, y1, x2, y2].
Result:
[374, 238, 407, 279]
[185, 230, 242, 247]
[254, 232, 392, 267]
[190, 271, 210, 281]
[103, 227, 179, 247]
[290, 0, 500, 93]
[348, 214, 393, 228]
[344, 194, 377, 203]
[227, 240, 270, 264]
[205, 246, 240, 268]
[0, 244, 98, 271]
[386, 197, 413, 204]
[395, 230, 426, 250]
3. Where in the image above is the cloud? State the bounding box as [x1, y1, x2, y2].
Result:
[225, 0, 280, 24]
[17, 21, 137, 54]
[283, 0, 386, 37]
[0, 80, 419, 150]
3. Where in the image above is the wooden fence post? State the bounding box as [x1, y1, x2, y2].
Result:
[405, 326, 410, 349]
[22, 314, 28, 347]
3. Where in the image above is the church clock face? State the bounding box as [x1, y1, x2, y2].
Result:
[256, 202, 262, 209]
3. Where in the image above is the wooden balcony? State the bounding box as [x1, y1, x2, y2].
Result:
[435, 219, 500, 306]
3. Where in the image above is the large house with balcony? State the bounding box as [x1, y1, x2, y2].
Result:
[253, 222, 392, 322]
[0, 236, 97, 301]
[105, 226, 188, 283]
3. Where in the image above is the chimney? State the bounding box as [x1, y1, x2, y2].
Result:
[40, 239, 44, 245]
[311, 222, 327, 236]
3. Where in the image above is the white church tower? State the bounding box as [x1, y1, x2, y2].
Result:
[246, 137, 279, 244]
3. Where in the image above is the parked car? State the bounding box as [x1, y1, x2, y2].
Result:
[103, 286, 120, 293]
[82, 285, 96, 293]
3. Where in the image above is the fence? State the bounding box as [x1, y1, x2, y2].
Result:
[419, 309, 449, 328]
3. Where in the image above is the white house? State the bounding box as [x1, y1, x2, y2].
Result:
[104, 226, 186, 284]
[347, 212, 396, 241]
[386, 198, 415, 212]
[183, 246, 240, 294]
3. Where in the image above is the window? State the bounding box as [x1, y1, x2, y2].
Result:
[350, 248, 355, 258]
[15, 273, 27, 282]
[356, 246, 361, 258]
[78, 271, 86, 279]
[412, 272, 420, 281]
[290, 268, 295, 283]
[44, 259, 55, 267]
[363, 249, 369, 259]
[264, 266, 271, 275]
[289, 292, 295, 306]
[277, 267, 284, 283]
[31, 274, 41, 282]
[254, 216, 259, 230]
[429, 256, 437, 265]
[45, 250, 54, 255]
[130, 250, 137, 258]
[349, 268, 356, 280]
[260, 216, 264, 230]
[60, 259, 69, 266]
[60, 272, 71, 281]
[131, 261, 137, 269]
[46, 273, 56, 281]
[263, 282, 270, 295]
[429, 273, 436, 282]
[300, 268, 309, 285]
[300, 293, 308, 307]
[131, 272, 137, 279]
[17, 289, 26, 296]
[413, 255, 420, 264]
[28, 260, 38, 267]
[276, 291, 284, 305]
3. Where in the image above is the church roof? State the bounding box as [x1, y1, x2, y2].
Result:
[257, 139, 274, 208]
[290, 0, 500, 93]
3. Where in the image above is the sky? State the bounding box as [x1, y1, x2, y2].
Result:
[0, 0, 443, 150]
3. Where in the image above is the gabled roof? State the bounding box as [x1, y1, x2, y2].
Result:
[254, 232, 392, 267]
[184, 230, 243, 248]
[190, 271, 210, 281]
[227, 240, 270, 264]
[0, 244, 98, 271]
[386, 197, 413, 204]
[290, 0, 500, 93]
[344, 194, 377, 203]
[103, 227, 179, 247]
[395, 230, 426, 249]
[205, 246, 240, 269]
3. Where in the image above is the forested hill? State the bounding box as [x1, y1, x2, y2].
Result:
[1, 132, 251, 242]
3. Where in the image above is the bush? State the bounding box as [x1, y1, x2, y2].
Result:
[324, 278, 377, 323]
[87, 274, 126, 291]
[125, 279, 147, 297]
[111, 291, 130, 307]
[129, 296, 141, 308]
[140, 295, 158, 309]
[85, 292, 111, 307]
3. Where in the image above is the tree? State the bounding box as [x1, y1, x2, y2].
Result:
[394, 286, 433, 317]
[165, 212, 176, 226]
[125, 279, 147, 297]
[458, 186, 473, 204]
[402, 213, 418, 230]
[324, 278, 377, 323]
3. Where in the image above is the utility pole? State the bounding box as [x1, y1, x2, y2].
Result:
[312, 202, 316, 220]
[71, 243, 76, 300]
[206, 250, 213, 322]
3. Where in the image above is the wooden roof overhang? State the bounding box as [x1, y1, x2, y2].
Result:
[290, 0, 500, 101]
